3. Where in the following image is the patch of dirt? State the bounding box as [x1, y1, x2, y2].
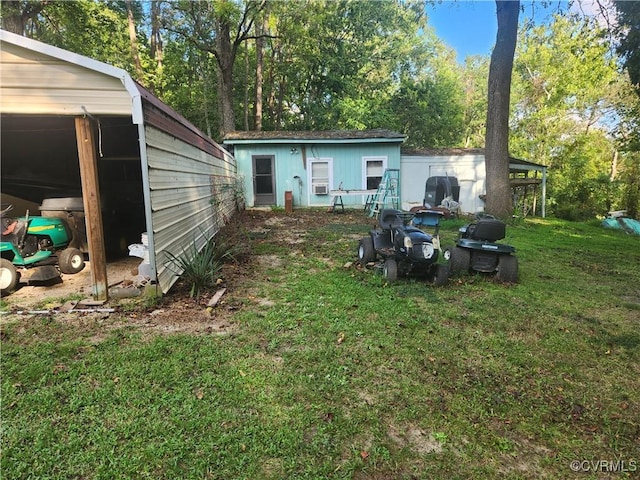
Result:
[1, 208, 371, 337]
[387, 424, 444, 455]
[3, 256, 143, 308]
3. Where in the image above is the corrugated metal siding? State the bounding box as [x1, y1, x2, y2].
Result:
[145, 127, 237, 293]
[0, 42, 131, 116]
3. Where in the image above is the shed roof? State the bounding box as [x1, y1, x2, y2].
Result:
[224, 129, 405, 144]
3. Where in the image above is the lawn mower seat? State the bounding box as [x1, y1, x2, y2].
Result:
[379, 209, 405, 230]
[469, 218, 506, 241]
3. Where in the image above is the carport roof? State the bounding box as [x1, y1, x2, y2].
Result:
[1, 28, 225, 156]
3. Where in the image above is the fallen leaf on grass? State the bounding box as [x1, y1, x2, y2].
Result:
[360, 451, 369, 460]
[322, 412, 335, 423]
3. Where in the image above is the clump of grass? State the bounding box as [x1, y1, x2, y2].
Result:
[166, 231, 238, 297]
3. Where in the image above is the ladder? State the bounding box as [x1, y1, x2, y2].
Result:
[368, 168, 400, 218]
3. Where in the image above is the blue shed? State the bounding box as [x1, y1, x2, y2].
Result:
[223, 130, 405, 209]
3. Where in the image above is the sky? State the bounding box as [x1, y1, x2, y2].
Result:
[424, 1, 602, 63]
[426, 1, 499, 62]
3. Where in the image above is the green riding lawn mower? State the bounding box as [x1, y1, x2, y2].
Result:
[1, 203, 86, 295]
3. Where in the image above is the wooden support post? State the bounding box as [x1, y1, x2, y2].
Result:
[75, 117, 108, 301]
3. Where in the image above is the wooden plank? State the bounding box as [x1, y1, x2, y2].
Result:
[329, 189, 377, 196]
[75, 116, 108, 301]
[207, 288, 227, 307]
[510, 177, 542, 186]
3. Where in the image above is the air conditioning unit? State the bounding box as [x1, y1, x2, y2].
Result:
[313, 183, 329, 195]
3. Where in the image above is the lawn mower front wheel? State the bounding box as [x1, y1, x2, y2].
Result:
[431, 263, 449, 286]
[0, 258, 19, 295]
[357, 237, 375, 265]
[58, 248, 85, 274]
[383, 258, 398, 282]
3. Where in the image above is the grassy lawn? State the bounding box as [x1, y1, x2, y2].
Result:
[2, 210, 639, 479]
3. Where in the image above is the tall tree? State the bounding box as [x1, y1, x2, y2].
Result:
[390, 73, 464, 148]
[163, 0, 268, 136]
[254, 10, 266, 131]
[613, 0, 640, 88]
[509, 14, 631, 219]
[125, 0, 143, 78]
[484, 0, 520, 218]
[461, 56, 490, 148]
[0, 0, 46, 34]
[260, 0, 434, 131]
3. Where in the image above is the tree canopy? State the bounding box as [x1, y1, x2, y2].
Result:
[1, 0, 638, 218]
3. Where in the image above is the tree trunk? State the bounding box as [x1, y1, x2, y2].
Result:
[255, 14, 265, 131]
[484, 0, 519, 218]
[203, 70, 213, 138]
[0, 1, 45, 35]
[125, 0, 143, 79]
[215, 19, 237, 136]
[150, 1, 163, 75]
[244, 40, 250, 131]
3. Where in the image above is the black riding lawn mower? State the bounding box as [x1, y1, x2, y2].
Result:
[445, 215, 518, 283]
[357, 208, 449, 286]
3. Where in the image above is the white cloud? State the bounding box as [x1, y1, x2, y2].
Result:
[569, 0, 619, 28]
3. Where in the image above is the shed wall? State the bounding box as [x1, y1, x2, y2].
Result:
[0, 42, 132, 116]
[145, 127, 237, 293]
[235, 142, 401, 207]
[400, 154, 486, 214]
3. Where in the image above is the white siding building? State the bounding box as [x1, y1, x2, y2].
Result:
[401, 149, 547, 217]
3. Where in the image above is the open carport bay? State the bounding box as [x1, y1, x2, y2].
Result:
[1, 114, 147, 259]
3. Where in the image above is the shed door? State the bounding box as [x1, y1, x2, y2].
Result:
[253, 155, 276, 205]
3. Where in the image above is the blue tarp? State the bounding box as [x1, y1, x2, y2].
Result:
[602, 217, 640, 235]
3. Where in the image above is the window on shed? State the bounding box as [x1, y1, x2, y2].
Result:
[312, 161, 329, 185]
[309, 159, 332, 195]
[364, 157, 386, 190]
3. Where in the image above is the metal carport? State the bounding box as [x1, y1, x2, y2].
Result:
[1, 30, 237, 300]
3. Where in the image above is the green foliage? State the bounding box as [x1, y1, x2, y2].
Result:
[618, 151, 640, 218]
[461, 56, 490, 148]
[614, 0, 640, 87]
[390, 74, 465, 148]
[510, 15, 628, 220]
[15, 1, 132, 70]
[249, 0, 452, 135]
[547, 132, 616, 220]
[220, 175, 247, 212]
[160, 41, 219, 138]
[5, 0, 639, 217]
